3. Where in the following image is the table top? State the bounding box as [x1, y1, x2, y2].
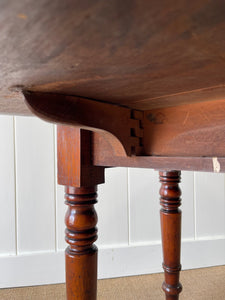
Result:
[1, 0, 225, 115]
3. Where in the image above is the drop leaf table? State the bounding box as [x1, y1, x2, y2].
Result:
[1, 1, 225, 299]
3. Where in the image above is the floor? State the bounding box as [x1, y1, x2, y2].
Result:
[0, 266, 224, 299]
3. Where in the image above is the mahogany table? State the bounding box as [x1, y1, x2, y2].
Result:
[1, 1, 225, 299]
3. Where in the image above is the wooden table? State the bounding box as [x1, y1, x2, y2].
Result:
[1, 1, 225, 299]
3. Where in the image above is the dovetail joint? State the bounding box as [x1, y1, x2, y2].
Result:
[129, 109, 144, 155]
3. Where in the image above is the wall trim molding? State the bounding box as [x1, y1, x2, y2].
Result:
[0, 238, 224, 288]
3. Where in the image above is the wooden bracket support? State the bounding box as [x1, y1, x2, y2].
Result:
[24, 91, 144, 157]
[24, 91, 225, 166]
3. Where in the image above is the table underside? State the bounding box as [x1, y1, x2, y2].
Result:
[0, 0, 225, 114]
[1, 0, 225, 172]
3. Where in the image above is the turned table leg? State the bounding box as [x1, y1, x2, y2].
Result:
[57, 126, 105, 300]
[159, 171, 182, 300]
[65, 186, 98, 300]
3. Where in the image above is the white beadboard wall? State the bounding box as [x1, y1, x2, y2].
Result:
[0, 115, 225, 288]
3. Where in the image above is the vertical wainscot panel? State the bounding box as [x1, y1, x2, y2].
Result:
[15, 117, 56, 253]
[194, 172, 225, 239]
[55, 181, 66, 250]
[0, 116, 16, 254]
[54, 125, 66, 251]
[96, 167, 129, 247]
[180, 171, 195, 240]
[128, 168, 161, 244]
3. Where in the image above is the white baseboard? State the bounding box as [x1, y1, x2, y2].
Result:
[0, 238, 224, 288]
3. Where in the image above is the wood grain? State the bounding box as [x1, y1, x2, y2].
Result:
[0, 0, 225, 114]
[143, 99, 225, 157]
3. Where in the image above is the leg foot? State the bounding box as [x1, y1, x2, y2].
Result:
[159, 171, 182, 300]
